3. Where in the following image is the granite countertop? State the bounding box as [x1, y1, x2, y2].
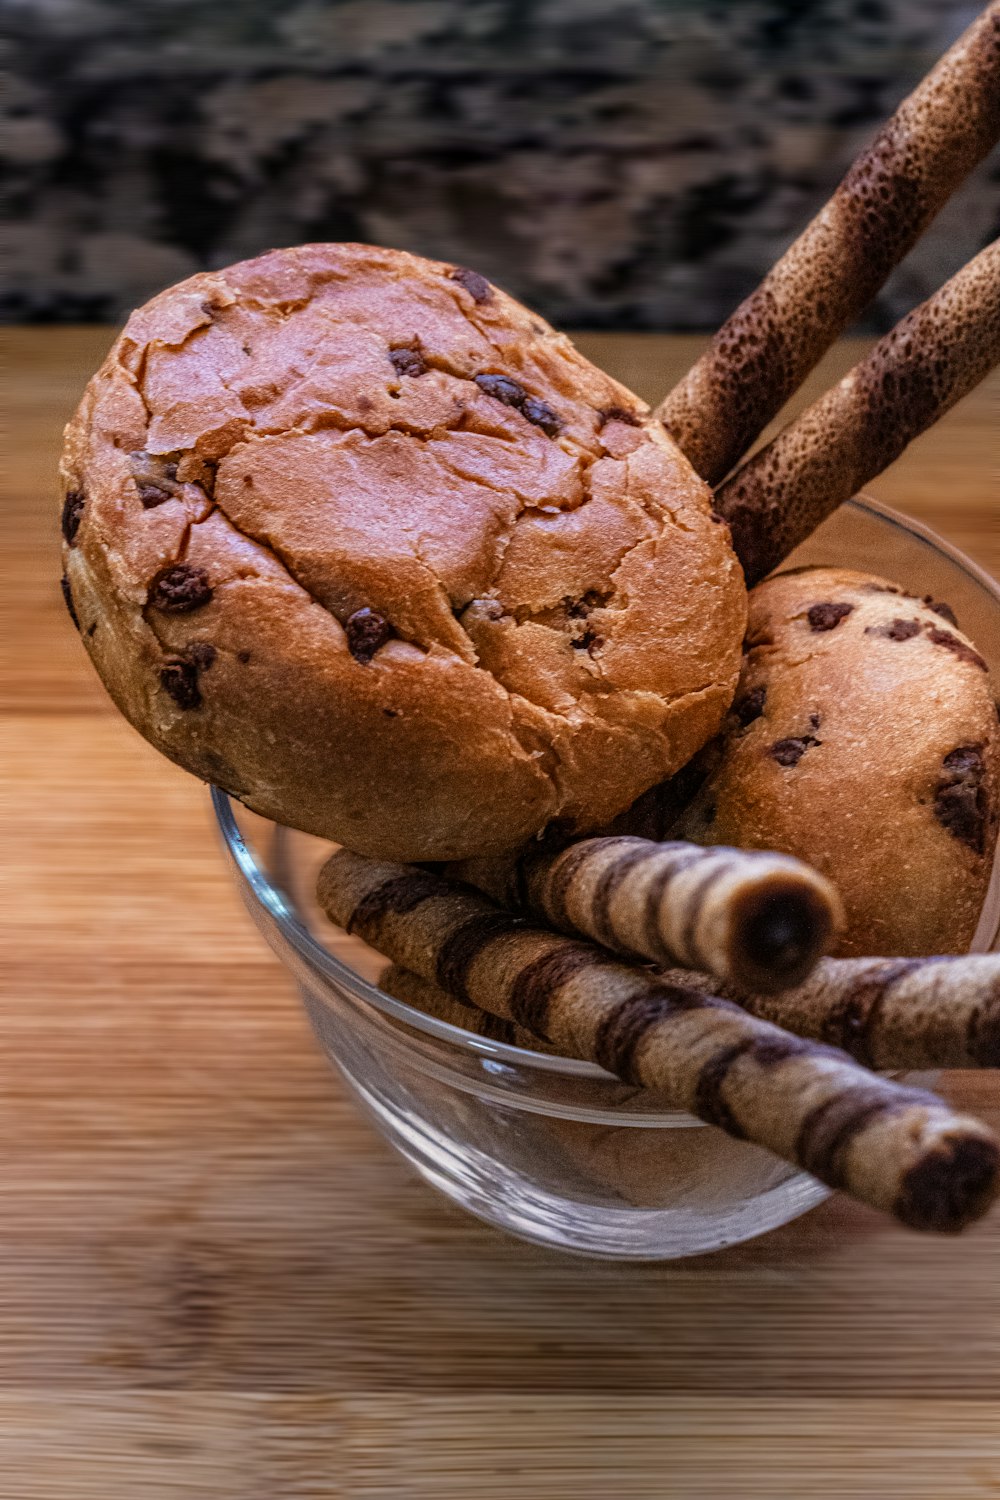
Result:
[5, 0, 998, 328]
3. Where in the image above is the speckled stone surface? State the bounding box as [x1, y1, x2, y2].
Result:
[4, 0, 998, 328]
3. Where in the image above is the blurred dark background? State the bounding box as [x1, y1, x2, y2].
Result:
[4, 0, 998, 329]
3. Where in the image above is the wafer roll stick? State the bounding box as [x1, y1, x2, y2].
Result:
[714, 238, 1000, 585]
[385, 954, 1000, 1070]
[450, 836, 842, 994]
[379, 963, 558, 1054]
[318, 851, 1000, 1231]
[687, 954, 1000, 1072]
[657, 2, 1000, 485]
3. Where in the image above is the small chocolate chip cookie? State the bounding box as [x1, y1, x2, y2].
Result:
[60, 243, 745, 860]
[669, 565, 999, 957]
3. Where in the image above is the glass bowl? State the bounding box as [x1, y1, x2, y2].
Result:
[213, 497, 1000, 1259]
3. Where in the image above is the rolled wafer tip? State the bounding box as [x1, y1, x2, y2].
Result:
[727, 874, 841, 994]
[895, 1131, 1000, 1234]
[452, 837, 842, 995]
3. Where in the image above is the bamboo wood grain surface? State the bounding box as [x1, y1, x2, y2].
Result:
[2, 327, 999, 1497]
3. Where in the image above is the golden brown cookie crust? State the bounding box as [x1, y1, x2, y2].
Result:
[60, 243, 745, 860]
[671, 566, 1000, 957]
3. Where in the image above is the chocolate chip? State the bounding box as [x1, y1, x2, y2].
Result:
[346, 607, 392, 664]
[770, 733, 821, 767]
[809, 711, 822, 729]
[60, 574, 80, 631]
[389, 347, 427, 378]
[571, 626, 603, 652]
[237, 650, 251, 665]
[61, 491, 85, 545]
[137, 483, 172, 509]
[149, 564, 214, 613]
[944, 746, 984, 774]
[383, 707, 400, 718]
[807, 602, 854, 632]
[598, 405, 641, 427]
[474, 374, 560, 435]
[935, 745, 989, 854]
[522, 396, 562, 436]
[939, 775, 989, 853]
[865, 618, 921, 641]
[185, 641, 217, 670]
[733, 685, 766, 727]
[924, 597, 958, 626]
[160, 658, 201, 710]
[474, 372, 528, 409]
[926, 626, 988, 672]
[565, 589, 610, 619]
[448, 266, 492, 303]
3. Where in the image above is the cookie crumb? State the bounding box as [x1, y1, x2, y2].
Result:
[807, 602, 853, 632]
[448, 266, 492, 303]
[149, 563, 214, 613]
[61, 491, 85, 545]
[346, 607, 392, 664]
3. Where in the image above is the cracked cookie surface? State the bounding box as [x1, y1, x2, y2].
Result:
[669, 566, 1000, 957]
[60, 242, 745, 860]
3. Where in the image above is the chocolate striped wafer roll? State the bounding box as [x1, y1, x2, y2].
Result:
[379, 962, 557, 1054]
[714, 238, 1000, 585]
[318, 850, 1000, 1231]
[688, 955, 1000, 1072]
[658, 2, 1000, 485]
[450, 836, 842, 994]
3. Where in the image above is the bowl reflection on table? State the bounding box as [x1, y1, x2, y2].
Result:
[213, 497, 1000, 1259]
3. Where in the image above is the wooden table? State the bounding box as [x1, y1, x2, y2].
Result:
[3, 328, 999, 1497]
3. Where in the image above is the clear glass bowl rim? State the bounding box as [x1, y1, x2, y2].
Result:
[212, 494, 1000, 1084]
